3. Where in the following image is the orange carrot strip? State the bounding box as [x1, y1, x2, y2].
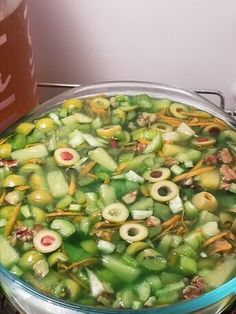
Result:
[4, 203, 21, 237]
[80, 161, 96, 176]
[191, 158, 204, 171]
[161, 215, 182, 229]
[87, 172, 98, 179]
[46, 212, 84, 218]
[115, 162, 128, 172]
[172, 166, 215, 183]
[181, 111, 211, 118]
[203, 231, 228, 247]
[138, 138, 151, 145]
[15, 185, 30, 191]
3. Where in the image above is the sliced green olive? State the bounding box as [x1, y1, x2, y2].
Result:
[27, 190, 53, 206]
[153, 123, 173, 133]
[2, 174, 26, 187]
[150, 180, 179, 202]
[48, 252, 69, 267]
[0, 143, 11, 158]
[102, 202, 129, 223]
[203, 124, 224, 137]
[54, 147, 79, 166]
[192, 192, 218, 212]
[89, 97, 110, 109]
[63, 98, 83, 111]
[16, 122, 35, 135]
[169, 103, 189, 119]
[33, 229, 62, 253]
[192, 136, 216, 147]
[96, 125, 121, 139]
[119, 223, 148, 242]
[19, 250, 45, 269]
[143, 167, 171, 182]
[137, 248, 167, 271]
[35, 118, 55, 133]
[29, 173, 48, 191]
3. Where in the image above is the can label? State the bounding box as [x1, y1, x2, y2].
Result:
[0, 0, 38, 132]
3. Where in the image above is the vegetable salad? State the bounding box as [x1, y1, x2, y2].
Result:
[0, 94, 236, 309]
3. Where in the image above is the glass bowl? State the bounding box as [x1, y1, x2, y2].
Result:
[0, 81, 236, 314]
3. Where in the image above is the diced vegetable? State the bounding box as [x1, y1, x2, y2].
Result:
[0, 235, 19, 267]
[11, 144, 48, 163]
[88, 148, 117, 172]
[47, 170, 69, 198]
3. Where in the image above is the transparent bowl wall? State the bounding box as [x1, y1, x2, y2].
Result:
[0, 81, 236, 314]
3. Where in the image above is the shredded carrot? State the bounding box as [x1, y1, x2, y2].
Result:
[187, 122, 214, 127]
[191, 158, 204, 171]
[203, 231, 228, 247]
[0, 189, 6, 205]
[162, 215, 182, 229]
[152, 224, 175, 241]
[16, 185, 30, 191]
[87, 172, 98, 179]
[80, 161, 96, 176]
[46, 211, 84, 218]
[211, 239, 232, 253]
[68, 173, 76, 195]
[4, 203, 21, 237]
[138, 138, 151, 145]
[181, 111, 211, 118]
[158, 150, 165, 158]
[62, 258, 98, 272]
[213, 118, 227, 128]
[172, 166, 215, 183]
[115, 162, 128, 172]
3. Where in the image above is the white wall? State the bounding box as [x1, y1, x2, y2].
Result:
[28, 0, 236, 108]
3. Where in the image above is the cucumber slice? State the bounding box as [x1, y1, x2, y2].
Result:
[0, 235, 19, 268]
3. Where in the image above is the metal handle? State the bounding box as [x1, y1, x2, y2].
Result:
[194, 89, 225, 110]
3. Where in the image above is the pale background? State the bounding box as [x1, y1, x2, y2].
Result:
[28, 0, 236, 109]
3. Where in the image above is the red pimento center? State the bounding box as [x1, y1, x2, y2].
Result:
[196, 137, 209, 143]
[41, 235, 55, 246]
[60, 151, 73, 161]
